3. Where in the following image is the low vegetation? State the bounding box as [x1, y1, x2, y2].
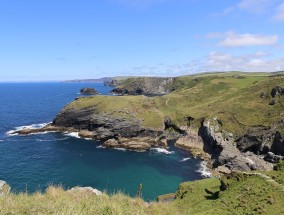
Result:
[68, 72, 284, 136]
[1, 163, 283, 214]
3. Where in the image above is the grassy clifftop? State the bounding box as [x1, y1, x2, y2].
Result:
[1, 164, 283, 214]
[68, 72, 284, 135]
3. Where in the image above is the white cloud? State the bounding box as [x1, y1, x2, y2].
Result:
[238, 0, 273, 14]
[123, 51, 282, 77]
[273, 2, 284, 21]
[218, 32, 278, 47]
[199, 52, 284, 72]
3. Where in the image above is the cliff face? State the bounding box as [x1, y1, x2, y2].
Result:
[110, 77, 174, 95]
[14, 72, 284, 172]
[53, 106, 162, 141]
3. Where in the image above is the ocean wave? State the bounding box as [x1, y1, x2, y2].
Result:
[180, 157, 191, 162]
[114, 148, 126, 151]
[96, 145, 106, 149]
[196, 161, 211, 178]
[0, 140, 3, 142]
[151, 148, 174, 155]
[36, 137, 69, 142]
[64, 132, 80, 139]
[6, 122, 51, 136]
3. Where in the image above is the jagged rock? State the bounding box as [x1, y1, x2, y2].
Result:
[216, 166, 232, 174]
[0, 180, 10, 196]
[110, 77, 174, 95]
[199, 119, 273, 171]
[264, 152, 284, 163]
[123, 141, 151, 151]
[271, 86, 284, 98]
[78, 130, 95, 138]
[103, 139, 119, 148]
[236, 126, 284, 156]
[80, 88, 98, 95]
[68, 186, 102, 195]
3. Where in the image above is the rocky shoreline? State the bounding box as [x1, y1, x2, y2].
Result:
[11, 113, 278, 174]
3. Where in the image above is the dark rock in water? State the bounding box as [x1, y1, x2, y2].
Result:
[271, 86, 284, 98]
[80, 88, 98, 95]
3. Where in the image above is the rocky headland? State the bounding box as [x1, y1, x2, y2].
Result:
[12, 72, 284, 174]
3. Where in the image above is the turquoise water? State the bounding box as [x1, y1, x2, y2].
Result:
[0, 83, 205, 201]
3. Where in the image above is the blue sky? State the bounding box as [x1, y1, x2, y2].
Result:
[1, 0, 284, 81]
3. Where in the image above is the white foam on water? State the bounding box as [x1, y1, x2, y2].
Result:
[36, 137, 69, 142]
[151, 147, 174, 155]
[96, 145, 106, 149]
[6, 122, 51, 136]
[64, 132, 80, 139]
[180, 157, 191, 162]
[114, 148, 127, 151]
[0, 140, 3, 142]
[196, 161, 211, 178]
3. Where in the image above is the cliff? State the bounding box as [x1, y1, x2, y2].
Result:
[14, 72, 284, 172]
[110, 77, 174, 95]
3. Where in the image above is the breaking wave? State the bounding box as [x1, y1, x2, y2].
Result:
[64, 132, 80, 139]
[6, 122, 51, 136]
[196, 161, 211, 178]
[151, 148, 174, 155]
[180, 157, 191, 162]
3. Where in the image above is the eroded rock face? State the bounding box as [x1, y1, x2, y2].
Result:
[236, 126, 284, 156]
[198, 119, 273, 171]
[53, 108, 162, 141]
[110, 77, 174, 95]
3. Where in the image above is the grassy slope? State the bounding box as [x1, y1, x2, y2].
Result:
[1, 168, 283, 214]
[69, 72, 284, 135]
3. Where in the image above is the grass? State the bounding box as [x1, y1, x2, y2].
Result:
[64, 72, 284, 136]
[1, 168, 284, 214]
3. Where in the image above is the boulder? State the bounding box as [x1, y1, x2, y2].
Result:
[123, 141, 151, 151]
[103, 139, 119, 148]
[80, 88, 98, 95]
[0, 180, 10, 196]
[68, 186, 102, 195]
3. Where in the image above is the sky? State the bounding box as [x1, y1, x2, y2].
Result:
[1, 0, 284, 81]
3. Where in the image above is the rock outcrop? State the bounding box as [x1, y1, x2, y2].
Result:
[68, 186, 102, 195]
[80, 88, 98, 95]
[197, 118, 273, 171]
[0, 180, 10, 196]
[110, 77, 174, 95]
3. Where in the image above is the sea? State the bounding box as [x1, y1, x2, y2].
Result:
[0, 82, 210, 201]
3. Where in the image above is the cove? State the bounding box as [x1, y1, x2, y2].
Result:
[0, 83, 206, 201]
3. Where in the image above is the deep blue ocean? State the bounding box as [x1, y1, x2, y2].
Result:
[0, 83, 208, 201]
